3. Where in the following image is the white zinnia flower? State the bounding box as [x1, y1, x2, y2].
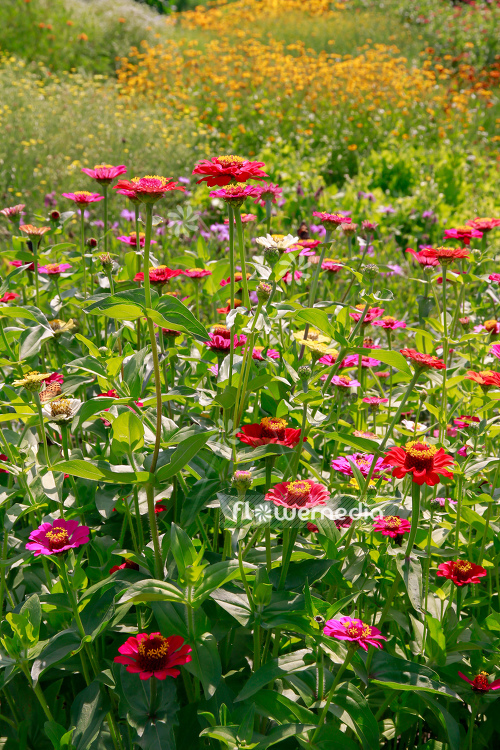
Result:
[42, 398, 82, 423]
[255, 233, 298, 251]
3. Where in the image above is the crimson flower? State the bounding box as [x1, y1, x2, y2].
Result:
[406, 247, 439, 267]
[0, 454, 8, 473]
[81, 164, 127, 184]
[192, 155, 267, 187]
[421, 245, 470, 263]
[110, 560, 139, 574]
[220, 273, 250, 287]
[459, 671, 500, 692]
[466, 370, 500, 388]
[134, 266, 184, 285]
[443, 226, 482, 245]
[323, 617, 386, 651]
[400, 348, 445, 370]
[467, 217, 500, 233]
[209, 183, 259, 205]
[436, 560, 486, 587]
[155, 502, 167, 513]
[0, 204, 25, 220]
[0, 292, 20, 303]
[182, 268, 212, 279]
[363, 396, 388, 406]
[114, 633, 192, 680]
[62, 191, 104, 204]
[265, 480, 329, 509]
[26, 519, 90, 556]
[114, 176, 185, 204]
[384, 441, 454, 486]
[43, 372, 64, 385]
[373, 515, 411, 540]
[454, 415, 480, 429]
[312, 212, 352, 230]
[237, 417, 302, 447]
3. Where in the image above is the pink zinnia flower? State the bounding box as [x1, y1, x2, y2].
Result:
[331, 453, 390, 479]
[282, 270, 302, 284]
[224, 213, 257, 224]
[0, 204, 25, 220]
[118, 233, 156, 247]
[467, 217, 500, 233]
[192, 155, 267, 187]
[372, 316, 406, 330]
[323, 616, 386, 651]
[373, 515, 411, 539]
[453, 415, 480, 429]
[38, 263, 72, 276]
[312, 212, 352, 230]
[350, 306, 384, 323]
[363, 396, 388, 406]
[183, 268, 212, 279]
[321, 259, 342, 273]
[265, 480, 329, 509]
[62, 191, 104, 204]
[209, 183, 259, 203]
[444, 226, 482, 245]
[457, 445, 468, 457]
[253, 182, 282, 205]
[489, 274, 500, 284]
[331, 375, 361, 388]
[342, 354, 381, 368]
[81, 164, 127, 184]
[490, 344, 500, 359]
[114, 633, 192, 680]
[459, 672, 500, 692]
[248, 346, 280, 360]
[205, 329, 245, 352]
[26, 519, 90, 556]
[0, 292, 20, 303]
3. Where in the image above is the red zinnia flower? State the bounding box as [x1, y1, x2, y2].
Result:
[114, 632, 192, 680]
[115, 176, 185, 204]
[134, 266, 184, 285]
[466, 217, 500, 233]
[43, 372, 64, 385]
[373, 515, 411, 539]
[384, 441, 454, 485]
[26, 519, 90, 556]
[0, 204, 25, 220]
[182, 268, 212, 279]
[436, 560, 486, 587]
[453, 415, 480, 429]
[220, 273, 250, 287]
[466, 370, 500, 388]
[406, 247, 439, 267]
[265, 480, 329, 509]
[62, 191, 104, 204]
[110, 559, 140, 574]
[443, 226, 482, 245]
[420, 246, 470, 263]
[0, 292, 20, 303]
[217, 299, 243, 314]
[459, 671, 500, 692]
[81, 164, 127, 184]
[237, 417, 303, 447]
[192, 155, 267, 187]
[400, 348, 446, 370]
[312, 212, 352, 230]
[323, 617, 386, 651]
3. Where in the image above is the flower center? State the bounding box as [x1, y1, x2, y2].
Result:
[455, 561, 472, 573]
[484, 319, 498, 332]
[50, 399, 73, 417]
[74, 191, 93, 197]
[472, 672, 490, 691]
[382, 316, 396, 323]
[46, 528, 70, 550]
[216, 155, 245, 166]
[455, 225, 471, 233]
[260, 417, 287, 439]
[384, 516, 402, 530]
[308, 330, 320, 341]
[271, 234, 285, 241]
[222, 182, 247, 195]
[338, 376, 351, 386]
[404, 441, 438, 471]
[343, 621, 372, 639]
[137, 635, 170, 672]
[94, 163, 114, 169]
[212, 326, 230, 338]
[44, 264, 62, 272]
[285, 480, 312, 503]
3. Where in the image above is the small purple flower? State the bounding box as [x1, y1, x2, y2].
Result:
[44, 191, 57, 208]
[378, 205, 396, 215]
[310, 224, 327, 238]
[120, 209, 136, 221]
[178, 177, 191, 185]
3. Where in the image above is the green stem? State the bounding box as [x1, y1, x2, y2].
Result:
[20, 663, 54, 722]
[80, 209, 87, 300]
[278, 528, 298, 590]
[33, 392, 51, 470]
[454, 473, 464, 554]
[234, 207, 250, 309]
[103, 183, 109, 256]
[310, 647, 356, 744]
[405, 482, 421, 555]
[33, 240, 40, 309]
[227, 203, 235, 388]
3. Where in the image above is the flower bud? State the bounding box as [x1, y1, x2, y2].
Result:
[459, 316, 470, 329]
[232, 470, 252, 493]
[87, 237, 98, 249]
[257, 281, 272, 302]
[99, 253, 113, 272]
[50, 210, 60, 221]
[298, 364, 311, 382]
[419, 388, 428, 403]
[342, 222, 358, 237]
[263, 245, 280, 267]
[471, 248, 482, 262]
[363, 263, 379, 280]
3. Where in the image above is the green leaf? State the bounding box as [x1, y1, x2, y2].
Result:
[294, 308, 336, 339]
[255, 724, 315, 749]
[52, 459, 150, 484]
[330, 683, 378, 750]
[425, 615, 447, 667]
[31, 630, 83, 684]
[364, 349, 412, 377]
[184, 632, 221, 700]
[117, 580, 185, 605]
[193, 560, 248, 604]
[421, 694, 460, 750]
[71, 397, 115, 431]
[84, 288, 155, 320]
[155, 430, 217, 483]
[150, 295, 209, 341]
[395, 555, 422, 612]
[371, 651, 458, 697]
[71, 680, 110, 750]
[235, 649, 310, 701]
[111, 410, 144, 452]
[330, 432, 380, 453]
[18, 324, 54, 360]
[170, 523, 197, 578]
[21, 594, 41, 642]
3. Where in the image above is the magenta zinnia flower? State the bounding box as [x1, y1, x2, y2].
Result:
[331, 453, 390, 479]
[209, 183, 259, 204]
[373, 515, 411, 539]
[373, 316, 406, 330]
[459, 671, 500, 692]
[81, 164, 127, 184]
[38, 263, 72, 275]
[0, 292, 20, 303]
[330, 375, 361, 388]
[182, 268, 212, 279]
[312, 212, 352, 230]
[118, 233, 156, 248]
[253, 182, 282, 205]
[342, 354, 381, 368]
[62, 191, 104, 204]
[114, 633, 192, 680]
[26, 519, 90, 556]
[323, 617, 386, 651]
[265, 480, 329, 509]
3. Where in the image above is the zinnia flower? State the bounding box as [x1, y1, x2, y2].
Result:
[61, 191, 104, 204]
[265, 480, 329, 509]
[249, 346, 280, 360]
[436, 560, 486, 587]
[363, 397, 388, 406]
[312, 212, 352, 230]
[0, 292, 20, 303]
[110, 559, 140, 574]
[0, 204, 25, 220]
[341, 354, 381, 368]
[134, 266, 184, 285]
[19, 224, 50, 241]
[253, 182, 282, 205]
[330, 375, 361, 388]
[466, 218, 500, 233]
[421, 246, 470, 263]
[282, 270, 302, 284]
[115, 176, 185, 204]
[373, 316, 406, 330]
[321, 258, 342, 273]
[466, 370, 500, 388]
[42, 398, 82, 422]
[399, 348, 446, 370]
[373, 515, 411, 540]
[459, 672, 500, 692]
[323, 617, 386, 651]
[350, 305, 384, 323]
[26, 519, 90, 556]
[384, 441, 454, 485]
[205, 328, 245, 352]
[210, 183, 259, 205]
[192, 155, 267, 187]
[182, 268, 212, 279]
[331, 453, 390, 479]
[237, 417, 302, 447]
[406, 248, 440, 267]
[114, 633, 192, 680]
[38, 263, 72, 276]
[220, 273, 250, 287]
[292, 329, 330, 345]
[255, 233, 299, 252]
[489, 274, 500, 284]
[443, 226, 482, 245]
[224, 213, 257, 224]
[453, 415, 480, 429]
[81, 164, 127, 184]
[118, 233, 156, 247]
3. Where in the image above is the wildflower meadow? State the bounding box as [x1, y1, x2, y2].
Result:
[1, 0, 500, 749]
